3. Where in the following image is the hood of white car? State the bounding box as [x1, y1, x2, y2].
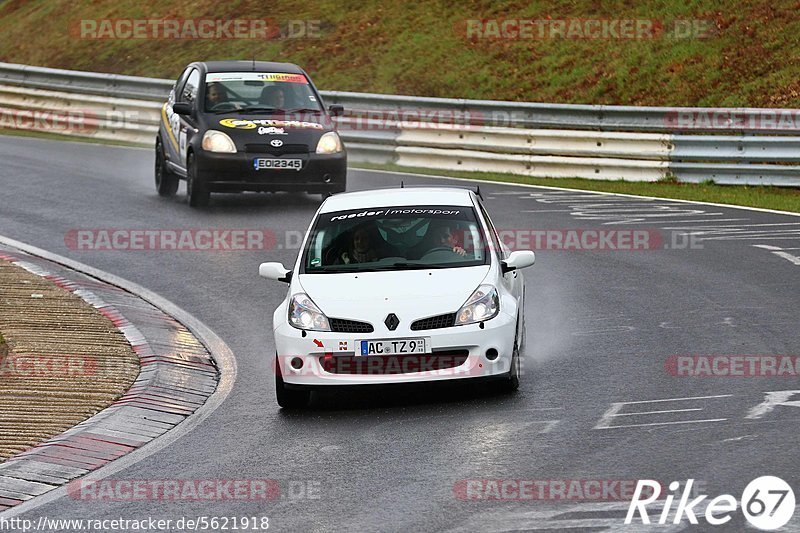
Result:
[297, 266, 491, 322]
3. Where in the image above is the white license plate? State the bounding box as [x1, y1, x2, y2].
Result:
[254, 158, 302, 171]
[359, 338, 428, 356]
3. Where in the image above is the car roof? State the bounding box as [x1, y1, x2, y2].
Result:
[319, 187, 476, 213]
[200, 61, 305, 74]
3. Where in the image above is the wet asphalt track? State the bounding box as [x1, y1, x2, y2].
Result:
[0, 135, 799, 532]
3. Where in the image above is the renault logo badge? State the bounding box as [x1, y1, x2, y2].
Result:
[384, 313, 400, 331]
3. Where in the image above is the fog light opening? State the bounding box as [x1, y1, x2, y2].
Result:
[290, 357, 304, 370]
[323, 173, 332, 183]
[485, 348, 499, 361]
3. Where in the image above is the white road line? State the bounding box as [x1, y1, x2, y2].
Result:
[612, 218, 750, 225]
[774, 251, 800, 265]
[596, 418, 728, 430]
[519, 209, 574, 213]
[618, 394, 733, 405]
[752, 244, 800, 265]
[594, 395, 733, 429]
[614, 408, 703, 417]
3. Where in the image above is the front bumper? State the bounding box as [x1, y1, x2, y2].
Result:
[195, 149, 346, 193]
[273, 312, 517, 387]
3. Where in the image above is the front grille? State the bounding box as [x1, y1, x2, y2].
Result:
[244, 143, 308, 155]
[410, 313, 457, 331]
[319, 349, 469, 375]
[329, 318, 374, 333]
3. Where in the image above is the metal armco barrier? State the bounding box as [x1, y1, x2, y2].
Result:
[1, 62, 799, 185]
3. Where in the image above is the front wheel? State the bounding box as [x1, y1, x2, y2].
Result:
[186, 153, 210, 208]
[275, 360, 310, 409]
[498, 336, 521, 393]
[155, 139, 179, 197]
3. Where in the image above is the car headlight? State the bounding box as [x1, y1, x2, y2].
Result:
[456, 285, 499, 325]
[288, 293, 331, 331]
[315, 131, 343, 154]
[202, 130, 237, 153]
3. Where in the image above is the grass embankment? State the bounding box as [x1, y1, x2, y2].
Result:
[0, 1, 799, 107]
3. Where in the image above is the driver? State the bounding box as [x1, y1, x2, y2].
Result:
[427, 224, 467, 257]
[205, 82, 229, 109]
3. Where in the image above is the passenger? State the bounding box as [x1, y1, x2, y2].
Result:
[259, 85, 287, 109]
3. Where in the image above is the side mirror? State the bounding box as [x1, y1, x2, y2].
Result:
[259, 262, 292, 283]
[172, 102, 192, 116]
[328, 104, 344, 117]
[501, 251, 535, 273]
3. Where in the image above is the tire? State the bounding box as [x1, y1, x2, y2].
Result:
[319, 179, 346, 200]
[154, 139, 179, 197]
[275, 360, 310, 409]
[498, 332, 521, 393]
[186, 152, 210, 208]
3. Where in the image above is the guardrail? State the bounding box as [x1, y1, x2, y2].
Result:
[1, 62, 799, 185]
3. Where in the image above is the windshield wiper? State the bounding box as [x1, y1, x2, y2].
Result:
[309, 267, 357, 274]
[286, 108, 322, 114]
[373, 263, 452, 271]
[212, 107, 246, 114]
[238, 106, 280, 114]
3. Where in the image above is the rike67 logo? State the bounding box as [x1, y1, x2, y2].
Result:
[626, 477, 795, 530]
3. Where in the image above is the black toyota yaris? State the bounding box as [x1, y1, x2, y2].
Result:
[155, 60, 347, 207]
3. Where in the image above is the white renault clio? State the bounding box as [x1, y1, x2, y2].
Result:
[259, 187, 535, 408]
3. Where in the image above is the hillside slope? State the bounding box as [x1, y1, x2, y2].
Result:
[0, 0, 799, 107]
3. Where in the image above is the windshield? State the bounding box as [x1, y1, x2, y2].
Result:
[203, 71, 323, 113]
[301, 205, 488, 273]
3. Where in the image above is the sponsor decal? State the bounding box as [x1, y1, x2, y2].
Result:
[257, 126, 286, 135]
[206, 72, 308, 83]
[219, 118, 323, 130]
[327, 207, 462, 222]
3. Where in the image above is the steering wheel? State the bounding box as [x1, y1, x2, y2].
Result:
[208, 102, 237, 112]
[420, 247, 463, 262]
[323, 245, 344, 265]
